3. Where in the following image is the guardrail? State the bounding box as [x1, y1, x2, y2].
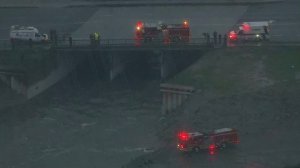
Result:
[2, 37, 300, 50]
[0, 38, 210, 49]
[57, 38, 209, 47]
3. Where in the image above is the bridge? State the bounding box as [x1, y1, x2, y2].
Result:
[50, 38, 213, 80]
[1, 37, 299, 99]
[1, 38, 213, 81]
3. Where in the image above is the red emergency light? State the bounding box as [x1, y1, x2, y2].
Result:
[242, 23, 251, 32]
[229, 31, 237, 41]
[136, 21, 143, 31]
[178, 131, 189, 141]
[183, 20, 189, 28]
[209, 144, 216, 150]
[208, 144, 216, 155]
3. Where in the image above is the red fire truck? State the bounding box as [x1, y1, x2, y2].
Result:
[177, 128, 239, 154]
[135, 20, 190, 45]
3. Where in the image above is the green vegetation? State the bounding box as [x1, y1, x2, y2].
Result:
[285, 164, 300, 168]
[264, 47, 300, 81]
[169, 46, 300, 95]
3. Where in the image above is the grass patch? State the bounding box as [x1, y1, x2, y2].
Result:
[169, 46, 300, 95]
[264, 46, 300, 82]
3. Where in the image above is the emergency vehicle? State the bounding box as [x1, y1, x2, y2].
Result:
[177, 128, 239, 153]
[228, 21, 272, 42]
[10, 25, 48, 42]
[135, 20, 190, 44]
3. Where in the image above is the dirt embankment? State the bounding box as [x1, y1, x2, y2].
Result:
[161, 46, 300, 138]
[131, 46, 300, 168]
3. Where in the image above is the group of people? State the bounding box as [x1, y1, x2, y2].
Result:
[52, 31, 101, 48]
[203, 31, 227, 46]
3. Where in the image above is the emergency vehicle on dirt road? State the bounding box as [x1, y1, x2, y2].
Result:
[228, 21, 272, 42]
[135, 20, 190, 45]
[177, 128, 239, 154]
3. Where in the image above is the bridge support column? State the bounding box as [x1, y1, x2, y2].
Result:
[109, 54, 125, 81]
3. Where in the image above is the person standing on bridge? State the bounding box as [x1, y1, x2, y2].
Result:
[223, 34, 227, 47]
[213, 31, 217, 46]
[94, 32, 100, 46]
[207, 33, 210, 45]
[90, 33, 95, 47]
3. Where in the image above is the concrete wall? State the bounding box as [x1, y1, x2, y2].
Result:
[160, 83, 194, 115]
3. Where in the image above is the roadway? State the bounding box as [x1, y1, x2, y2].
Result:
[0, 7, 98, 40]
[238, 0, 300, 42]
[0, 5, 248, 40]
[72, 5, 247, 39]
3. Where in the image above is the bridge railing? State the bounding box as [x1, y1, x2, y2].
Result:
[67, 38, 209, 47]
[0, 38, 210, 50]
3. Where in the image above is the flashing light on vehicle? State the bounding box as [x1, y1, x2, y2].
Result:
[208, 144, 216, 155]
[242, 23, 251, 32]
[177, 143, 185, 149]
[136, 21, 143, 31]
[183, 20, 189, 28]
[209, 144, 216, 151]
[229, 31, 237, 41]
[178, 131, 189, 141]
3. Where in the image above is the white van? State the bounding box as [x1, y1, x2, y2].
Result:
[228, 21, 272, 42]
[10, 25, 48, 42]
[237, 21, 271, 41]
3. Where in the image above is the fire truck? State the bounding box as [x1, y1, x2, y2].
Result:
[177, 128, 239, 154]
[135, 20, 190, 44]
[228, 21, 272, 42]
